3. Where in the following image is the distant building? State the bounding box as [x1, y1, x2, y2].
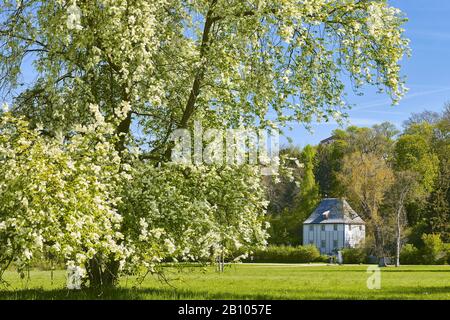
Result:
[302, 198, 365, 255]
[319, 136, 335, 146]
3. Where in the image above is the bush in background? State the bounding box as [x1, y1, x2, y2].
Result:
[446, 244, 450, 265]
[400, 244, 420, 265]
[400, 234, 449, 265]
[421, 234, 447, 264]
[341, 247, 366, 264]
[246, 245, 324, 263]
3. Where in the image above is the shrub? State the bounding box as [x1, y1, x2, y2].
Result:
[247, 245, 323, 263]
[400, 244, 420, 265]
[341, 247, 366, 264]
[315, 255, 331, 263]
[445, 244, 450, 265]
[421, 234, 447, 265]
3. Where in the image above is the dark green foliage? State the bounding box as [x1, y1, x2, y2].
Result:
[267, 209, 302, 245]
[400, 244, 420, 265]
[402, 109, 450, 242]
[400, 234, 449, 265]
[314, 133, 347, 198]
[421, 234, 447, 265]
[267, 145, 319, 245]
[294, 145, 320, 243]
[341, 247, 367, 264]
[245, 245, 324, 263]
[425, 117, 450, 241]
[407, 222, 430, 248]
[446, 244, 450, 265]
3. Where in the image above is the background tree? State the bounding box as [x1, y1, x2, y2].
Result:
[314, 131, 348, 198]
[338, 151, 394, 262]
[315, 122, 398, 198]
[384, 171, 419, 267]
[268, 145, 320, 245]
[267, 146, 304, 245]
[426, 106, 450, 241]
[386, 121, 441, 266]
[395, 123, 439, 195]
[265, 146, 303, 216]
[403, 110, 441, 128]
[293, 145, 320, 243]
[395, 120, 441, 246]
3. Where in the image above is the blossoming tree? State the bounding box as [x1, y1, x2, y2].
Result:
[0, 106, 128, 284]
[0, 0, 409, 287]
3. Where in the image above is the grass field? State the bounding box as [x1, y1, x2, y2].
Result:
[1, 264, 449, 300]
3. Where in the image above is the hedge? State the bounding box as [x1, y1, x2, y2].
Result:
[400, 244, 420, 265]
[341, 247, 367, 264]
[400, 234, 450, 265]
[245, 245, 326, 263]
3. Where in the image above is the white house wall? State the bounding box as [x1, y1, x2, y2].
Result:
[303, 224, 365, 255]
[302, 224, 345, 255]
[345, 224, 365, 248]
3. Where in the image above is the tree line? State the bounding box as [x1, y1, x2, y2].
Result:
[267, 104, 450, 265]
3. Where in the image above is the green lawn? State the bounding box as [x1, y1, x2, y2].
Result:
[1, 264, 449, 300]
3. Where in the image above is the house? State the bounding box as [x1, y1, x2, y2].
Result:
[302, 198, 365, 255]
[319, 136, 336, 146]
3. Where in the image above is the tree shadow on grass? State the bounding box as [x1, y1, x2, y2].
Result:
[378, 285, 450, 297]
[0, 287, 276, 300]
[1, 285, 449, 300]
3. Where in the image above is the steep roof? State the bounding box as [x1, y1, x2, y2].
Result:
[303, 198, 365, 225]
[319, 136, 335, 145]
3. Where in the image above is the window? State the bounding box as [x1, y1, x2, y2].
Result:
[333, 240, 338, 248]
[321, 225, 325, 231]
[309, 225, 313, 231]
[348, 225, 352, 231]
[359, 226, 363, 231]
[309, 241, 313, 245]
[321, 240, 326, 248]
[333, 224, 338, 231]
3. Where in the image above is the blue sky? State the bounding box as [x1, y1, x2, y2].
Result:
[287, 0, 450, 147]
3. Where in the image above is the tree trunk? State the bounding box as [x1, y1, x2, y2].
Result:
[395, 188, 408, 267]
[374, 224, 387, 267]
[220, 250, 225, 272]
[103, 259, 120, 287]
[396, 209, 401, 267]
[87, 256, 103, 288]
[88, 1, 219, 287]
[87, 255, 120, 288]
[87, 111, 132, 289]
